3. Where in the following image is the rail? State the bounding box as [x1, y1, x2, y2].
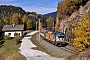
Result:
[36, 33, 76, 56]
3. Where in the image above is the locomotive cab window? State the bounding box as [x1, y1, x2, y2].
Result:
[58, 36, 64, 38]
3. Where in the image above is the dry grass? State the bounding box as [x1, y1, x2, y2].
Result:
[31, 32, 90, 60]
[5, 52, 25, 60]
[66, 48, 90, 60]
[0, 53, 4, 60]
[0, 39, 26, 60]
[31, 33, 64, 58]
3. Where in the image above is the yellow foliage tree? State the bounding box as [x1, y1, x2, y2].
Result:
[4, 18, 8, 24]
[55, 20, 60, 31]
[38, 22, 43, 30]
[46, 16, 53, 27]
[55, 1, 64, 31]
[11, 13, 21, 24]
[74, 13, 90, 51]
[22, 14, 27, 24]
[26, 19, 32, 29]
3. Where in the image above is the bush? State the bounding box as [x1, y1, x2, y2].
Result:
[4, 35, 10, 40]
[14, 33, 21, 45]
[74, 13, 90, 51]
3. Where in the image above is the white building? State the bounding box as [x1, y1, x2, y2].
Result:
[2, 24, 24, 37]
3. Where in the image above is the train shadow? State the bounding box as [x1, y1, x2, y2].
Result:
[57, 42, 69, 47]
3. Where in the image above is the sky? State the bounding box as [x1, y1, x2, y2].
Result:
[0, 0, 60, 14]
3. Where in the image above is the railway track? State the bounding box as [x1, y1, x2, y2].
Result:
[60, 47, 75, 53]
[49, 40, 75, 53]
[36, 34, 76, 56]
[40, 33, 75, 53]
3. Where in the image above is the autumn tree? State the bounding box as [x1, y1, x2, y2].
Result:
[63, 0, 76, 16]
[55, 1, 64, 31]
[46, 16, 54, 28]
[40, 15, 47, 27]
[55, 17, 60, 31]
[74, 13, 90, 51]
[57, 1, 64, 20]
[26, 19, 32, 29]
[18, 13, 21, 23]
[11, 13, 21, 24]
[4, 18, 8, 24]
[66, 20, 76, 43]
[72, 0, 87, 4]
[22, 14, 27, 24]
[38, 22, 43, 30]
[63, 0, 88, 16]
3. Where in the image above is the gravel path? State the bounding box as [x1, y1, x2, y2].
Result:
[19, 31, 64, 60]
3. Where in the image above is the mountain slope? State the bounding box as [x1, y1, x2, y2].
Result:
[44, 11, 57, 18]
[0, 5, 26, 15]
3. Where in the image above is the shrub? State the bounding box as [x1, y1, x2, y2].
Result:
[4, 35, 10, 40]
[74, 13, 90, 51]
[14, 33, 21, 45]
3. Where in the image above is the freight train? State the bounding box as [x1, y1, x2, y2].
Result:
[40, 28, 66, 46]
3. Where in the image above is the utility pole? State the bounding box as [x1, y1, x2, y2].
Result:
[39, 18, 40, 42]
[36, 17, 37, 31]
[36, 21, 37, 31]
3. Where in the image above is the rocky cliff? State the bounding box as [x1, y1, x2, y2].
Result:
[58, 0, 90, 42]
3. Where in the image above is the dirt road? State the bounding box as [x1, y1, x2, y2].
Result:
[19, 31, 64, 60]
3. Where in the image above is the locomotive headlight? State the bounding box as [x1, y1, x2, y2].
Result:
[60, 38, 62, 40]
[48, 31, 52, 34]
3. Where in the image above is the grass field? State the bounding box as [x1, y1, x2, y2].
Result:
[0, 39, 26, 60]
[0, 30, 34, 60]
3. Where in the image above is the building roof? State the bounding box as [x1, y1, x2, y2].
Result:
[2, 24, 24, 31]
